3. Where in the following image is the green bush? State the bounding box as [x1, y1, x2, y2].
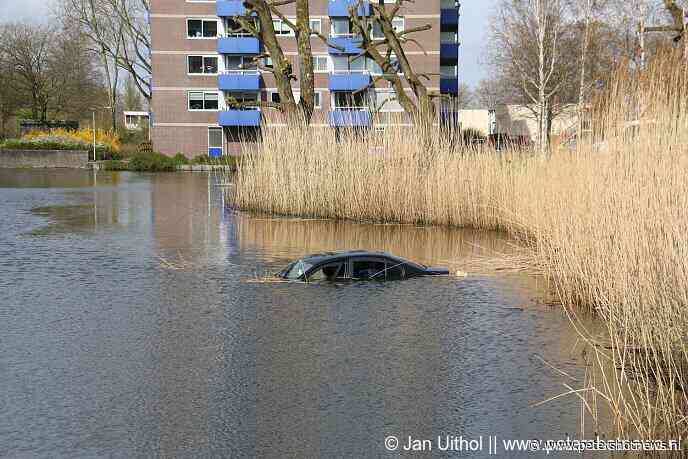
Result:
[1, 138, 116, 159]
[100, 160, 130, 171]
[2, 138, 86, 151]
[127, 152, 179, 172]
[173, 153, 189, 165]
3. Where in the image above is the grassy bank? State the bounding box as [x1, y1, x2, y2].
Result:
[233, 51, 688, 440]
[101, 152, 238, 172]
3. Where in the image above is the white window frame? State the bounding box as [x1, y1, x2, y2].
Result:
[186, 18, 219, 39]
[375, 89, 404, 113]
[273, 18, 296, 36]
[392, 17, 405, 33]
[208, 127, 224, 156]
[268, 89, 322, 109]
[313, 55, 330, 73]
[371, 17, 404, 39]
[188, 91, 221, 111]
[309, 18, 322, 35]
[187, 55, 219, 75]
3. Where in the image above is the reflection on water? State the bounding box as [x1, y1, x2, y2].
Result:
[0, 170, 607, 458]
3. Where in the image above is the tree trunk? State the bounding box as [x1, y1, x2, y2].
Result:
[295, 0, 314, 123]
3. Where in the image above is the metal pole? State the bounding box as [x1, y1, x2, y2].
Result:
[92, 110, 96, 161]
[639, 17, 646, 69]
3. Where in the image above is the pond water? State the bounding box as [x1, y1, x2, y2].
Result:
[0, 170, 606, 458]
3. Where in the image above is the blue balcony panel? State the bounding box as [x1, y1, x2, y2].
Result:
[440, 78, 459, 95]
[218, 73, 261, 91]
[440, 43, 459, 62]
[441, 8, 460, 28]
[329, 110, 371, 127]
[218, 110, 261, 127]
[328, 36, 363, 54]
[328, 0, 371, 17]
[218, 36, 260, 54]
[328, 73, 371, 92]
[217, 1, 247, 16]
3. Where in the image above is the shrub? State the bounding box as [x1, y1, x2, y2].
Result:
[99, 160, 130, 171]
[173, 153, 189, 165]
[24, 128, 121, 154]
[127, 152, 178, 172]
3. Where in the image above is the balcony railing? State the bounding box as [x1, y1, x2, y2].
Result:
[328, 34, 364, 54]
[329, 71, 372, 92]
[217, 34, 260, 54]
[328, 0, 371, 17]
[217, 0, 248, 17]
[218, 70, 261, 91]
[218, 109, 262, 127]
[329, 108, 371, 127]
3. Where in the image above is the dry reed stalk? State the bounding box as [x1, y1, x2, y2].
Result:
[231, 50, 688, 441]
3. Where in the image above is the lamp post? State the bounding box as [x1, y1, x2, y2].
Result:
[91, 106, 112, 162]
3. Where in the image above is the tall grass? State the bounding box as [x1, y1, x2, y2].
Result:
[233, 50, 688, 440]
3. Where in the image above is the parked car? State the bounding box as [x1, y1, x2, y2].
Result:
[277, 250, 449, 282]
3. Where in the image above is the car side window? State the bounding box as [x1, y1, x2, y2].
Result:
[386, 262, 406, 281]
[307, 263, 346, 282]
[352, 259, 386, 279]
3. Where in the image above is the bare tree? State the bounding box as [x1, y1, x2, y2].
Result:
[0, 22, 100, 124]
[349, 0, 438, 127]
[490, 0, 574, 152]
[123, 74, 143, 111]
[61, 0, 151, 113]
[107, 0, 152, 101]
[61, 0, 124, 130]
[230, 0, 316, 121]
[0, 23, 61, 122]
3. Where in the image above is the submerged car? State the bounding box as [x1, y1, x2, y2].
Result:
[277, 250, 449, 282]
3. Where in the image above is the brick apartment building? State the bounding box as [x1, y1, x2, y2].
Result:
[150, 0, 461, 157]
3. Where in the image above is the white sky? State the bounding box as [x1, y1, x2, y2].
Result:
[0, 0, 55, 22]
[0, 0, 491, 88]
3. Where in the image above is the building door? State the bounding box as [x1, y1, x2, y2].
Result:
[208, 127, 223, 157]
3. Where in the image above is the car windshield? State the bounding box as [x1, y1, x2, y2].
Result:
[284, 260, 313, 279]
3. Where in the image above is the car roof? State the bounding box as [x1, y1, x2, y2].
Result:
[298, 250, 424, 268]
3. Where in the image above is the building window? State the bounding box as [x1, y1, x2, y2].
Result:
[208, 127, 223, 157]
[188, 56, 218, 75]
[188, 91, 219, 111]
[227, 92, 259, 109]
[331, 18, 352, 36]
[269, 90, 321, 108]
[225, 18, 254, 37]
[441, 31, 458, 44]
[225, 55, 256, 72]
[187, 19, 218, 38]
[333, 91, 369, 110]
[272, 18, 295, 36]
[392, 17, 405, 33]
[375, 90, 403, 112]
[440, 65, 458, 78]
[313, 55, 329, 73]
[309, 18, 322, 35]
[371, 17, 404, 39]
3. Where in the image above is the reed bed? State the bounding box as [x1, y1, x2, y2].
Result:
[233, 51, 688, 440]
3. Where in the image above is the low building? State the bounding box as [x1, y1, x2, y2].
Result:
[123, 111, 150, 131]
